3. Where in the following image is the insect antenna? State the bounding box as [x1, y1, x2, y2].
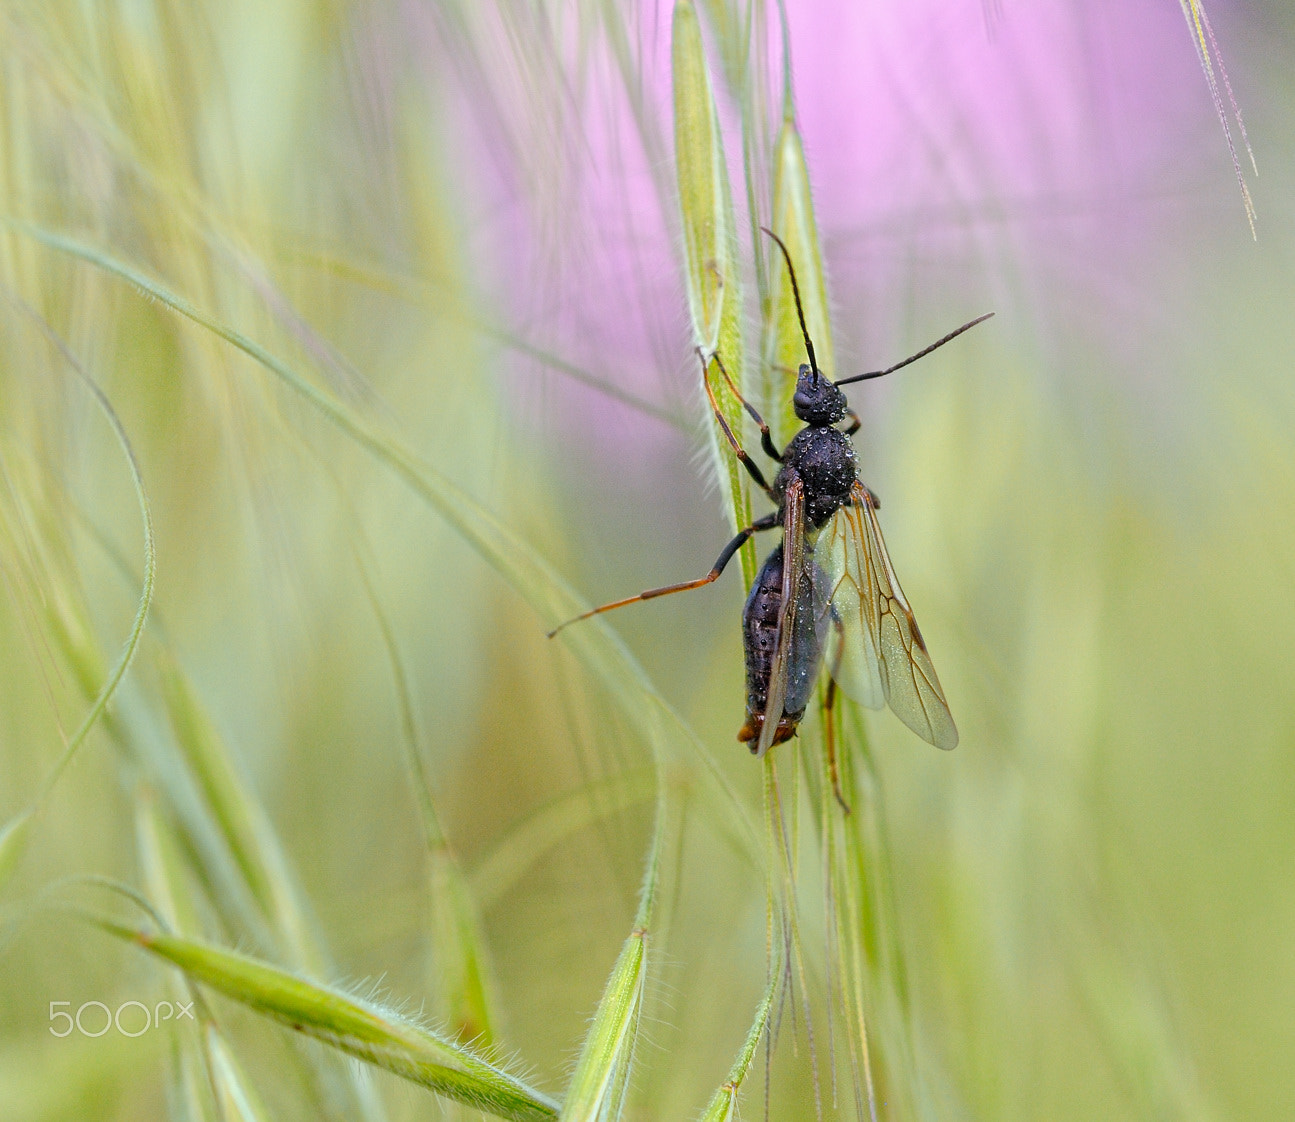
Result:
[759, 225, 820, 379]
[835, 312, 994, 386]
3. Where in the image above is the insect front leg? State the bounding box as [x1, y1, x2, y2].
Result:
[548, 511, 780, 637]
[699, 354, 775, 496]
[706, 350, 783, 464]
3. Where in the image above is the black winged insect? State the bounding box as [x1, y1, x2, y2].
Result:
[550, 228, 991, 798]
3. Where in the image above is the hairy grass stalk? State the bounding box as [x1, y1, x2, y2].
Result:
[87, 917, 560, 1122]
[673, 0, 756, 580]
[561, 788, 668, 1121]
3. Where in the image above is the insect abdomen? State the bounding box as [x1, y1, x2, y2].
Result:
[738, 544, 823, 751]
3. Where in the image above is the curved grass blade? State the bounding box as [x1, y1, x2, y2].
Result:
[86, 918, 560, 1122]
[469, 768, 656, 911]
[297, 249, 686, 432]
[0, 294, 155, 811]
[763, 752, 822, 1118]
[820, 703, 882, 1122]
[673, 0, 743, 362]
[351, 541, 498, 1046]
[134, 784, 201, 944]
[157, 658, 330, 977]
[5, 221, 760, 864]
[425, 840, 496, 1049]
[204, 1028, 275, 1122]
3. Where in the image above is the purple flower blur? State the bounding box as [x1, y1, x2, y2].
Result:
[409, 1, 1245, 461]
[790, 2, 1211, 224]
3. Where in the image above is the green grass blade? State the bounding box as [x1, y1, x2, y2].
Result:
[134, 783, 200, 942]
[87, 919, 560, 1122]
[826, 700, 936, 1120]
[10, 301, 157, 807]
[763, 753, 823, 1118]
[204, 1028, 276, 1122]
[822, 718, 883, 1121]
[157, 656, 326, 976]
[469, 769, 656, 911]
[171, 1032, 222, 1122]
[764, 117, 834, 448]
[696, 927, 783, 1122]
[0, 809, 33, 895]
[347, 535, 498, 1047]
[561, 794, 665, 1122]
[562, 929, 647, 1122]
[5, 220, 759, 863]
[672, 0, 755, 579]
[299, 249, 687, 431]
[672, 0, 742, 360]
[426, 842, 496, 1048]
[136, 787, 276, 1122]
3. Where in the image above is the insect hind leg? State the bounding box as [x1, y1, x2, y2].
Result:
[547, 511, 780, 637]
[824, 611, 851, 813]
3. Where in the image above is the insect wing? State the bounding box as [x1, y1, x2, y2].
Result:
[783, 552, 829, 719]
[756, 479, 805, 758]
[822, 482, 958, 750]
[820, 491, 885, 710]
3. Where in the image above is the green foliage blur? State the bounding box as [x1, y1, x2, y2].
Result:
[2, 2, 1295, 1120]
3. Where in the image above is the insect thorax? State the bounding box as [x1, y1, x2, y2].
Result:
[776, 426, 858, 528]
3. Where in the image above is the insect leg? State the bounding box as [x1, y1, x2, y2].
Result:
[841, 409, 861, 436]
[823, 612, 852, 813]
[708, 350, 783, 463]
[548, 512, 780, 637]
[823, 679, 851, 814]
[698, 353, 776, 497]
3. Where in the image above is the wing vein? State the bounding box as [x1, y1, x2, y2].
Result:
[819, 481, 957, 750]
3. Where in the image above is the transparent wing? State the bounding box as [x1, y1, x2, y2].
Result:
[783, 552, 830, 719]
[821, 481, 958, 750]
[820, 495, 886, 712]
[756, 478, 805, 759]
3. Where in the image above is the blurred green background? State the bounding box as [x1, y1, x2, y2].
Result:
[2, 1, 1294, 1119]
